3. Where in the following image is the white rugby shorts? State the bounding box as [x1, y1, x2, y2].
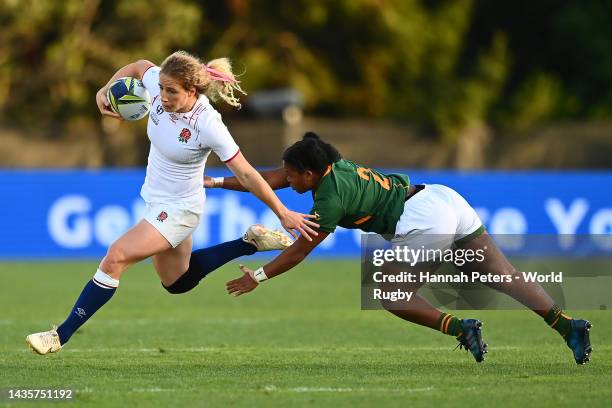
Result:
[143, 201, 202, 248]
[392, 184, 484, 251]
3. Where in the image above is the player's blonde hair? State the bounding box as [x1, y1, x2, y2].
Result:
[160, 50, 246, 109]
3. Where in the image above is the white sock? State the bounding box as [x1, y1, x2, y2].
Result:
[92, 269, 119, 289]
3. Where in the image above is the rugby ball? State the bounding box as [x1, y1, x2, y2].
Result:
[107, 77, 151, 120]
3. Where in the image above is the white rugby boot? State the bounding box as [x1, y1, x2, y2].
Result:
[243, 224, 294, 251]
[26, 328, 62, 355]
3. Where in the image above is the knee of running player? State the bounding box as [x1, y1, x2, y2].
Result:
[161, 256, 202, 295]
[99, 244, 133, 280]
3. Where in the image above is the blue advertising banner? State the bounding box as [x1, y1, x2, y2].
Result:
[1, 169, 611, 259]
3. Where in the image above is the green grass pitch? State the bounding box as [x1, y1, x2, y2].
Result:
[1, 260, 611, 407]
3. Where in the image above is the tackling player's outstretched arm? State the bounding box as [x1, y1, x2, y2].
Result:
[204, 167, 288, 192]
[224, 153, 318, 240]
[226, 231, 329, 296]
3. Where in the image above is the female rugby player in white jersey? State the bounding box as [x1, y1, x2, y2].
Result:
[26, 51, 318, 355]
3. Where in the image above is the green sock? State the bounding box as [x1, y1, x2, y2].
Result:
[437, 312, 463, 337]
[544, 305, 572, 337]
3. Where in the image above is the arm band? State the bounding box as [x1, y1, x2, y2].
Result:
[253, 267, 268, 283]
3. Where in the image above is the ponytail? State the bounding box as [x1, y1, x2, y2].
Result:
[160, 51, 246, 109]
[202, 58, 246, 109]
[283, 132, 342, 174]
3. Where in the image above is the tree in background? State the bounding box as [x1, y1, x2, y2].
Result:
[0, 0, 611, 167]
[0, 0, 201, 129]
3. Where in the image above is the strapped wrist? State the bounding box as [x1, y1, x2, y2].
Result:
[212, 177, 224, 188]
[253, 267, 268, 283]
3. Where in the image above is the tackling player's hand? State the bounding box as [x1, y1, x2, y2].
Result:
[278, 210, 319, 241]
[96, 87, 123, 120]
[226, 265, 258, 296]
[203, 175, 215, 188]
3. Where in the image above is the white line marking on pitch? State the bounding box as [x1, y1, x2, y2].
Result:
[264, 385, 434, 393]
[17, 345, 525, 353]
[96, 318, 282, 325]
[131, 388, 175, 393]
[11, 318, 283, 327]
[55, 346, 521, 353]
[128, 386, 434, 394]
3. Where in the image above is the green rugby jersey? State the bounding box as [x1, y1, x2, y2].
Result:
[310, 159, 410, 234]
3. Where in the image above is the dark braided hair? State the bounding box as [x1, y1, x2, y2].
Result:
[282, 132, 342, 175]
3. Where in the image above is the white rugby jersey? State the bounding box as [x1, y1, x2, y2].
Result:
[140, 66, 239, 207]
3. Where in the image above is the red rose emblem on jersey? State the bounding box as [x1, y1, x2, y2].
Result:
[178, 128, 191, 143]
[156, 211, 168, 222]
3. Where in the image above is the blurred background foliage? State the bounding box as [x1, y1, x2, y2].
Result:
[0, 0, 610, 167]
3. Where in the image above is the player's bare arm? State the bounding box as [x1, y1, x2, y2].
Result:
[224, 154, 318, 240]
[226, 231, 329, 296]
[95, 59, 155, 119]
[204, 167, 288, 191]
